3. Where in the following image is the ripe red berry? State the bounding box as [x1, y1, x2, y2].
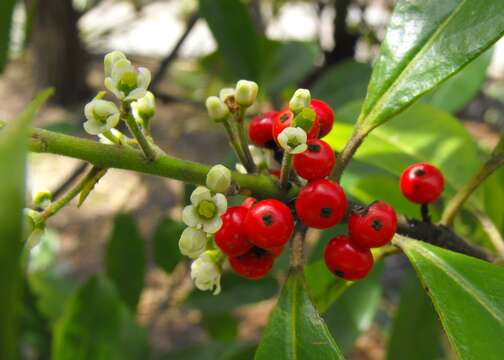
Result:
[400, 163, 444, 204]
[272, 108, 320, 145]
[229, 246, 274, 280]
[248, 112, 277, 148]
[242, 197, 257, 209]
[348, 201, 397, 248]
[244, 199, 294, 248]
[295, 179, 347, 229]
[324, 235, 373, 280]
[293, 139, 335, 180]
[310, 99, 334, 138]
[215, 207, 253, 257]
[266, 245, 284, 258]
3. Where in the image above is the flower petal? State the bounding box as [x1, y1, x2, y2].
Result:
[83, 120, 105, 135]
[190, 186, 212, 205]
[136, 67, 151, 89]
[202, 216, 222, 234]
[182, 206, 199, 227]
[213, 193, 227, 214]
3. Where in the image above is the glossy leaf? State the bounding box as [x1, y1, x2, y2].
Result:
[199, 0, 261, 80]
[105, 214, 146, 311]
[358, 0, 504, 131]
[255, 269, 344, 360]
[0, 90, 51, 359]
[395, 236, 504, 360]
[0, 0, 15, 72]
[152, 218, 185, 274]
[387, 269, 444, 360]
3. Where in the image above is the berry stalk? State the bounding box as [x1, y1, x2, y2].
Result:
[121, 105, 157, 161]
[279, 152, 293, 189]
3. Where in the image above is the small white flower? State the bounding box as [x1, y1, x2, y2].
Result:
[248, 145, 265, 166]
[190, 251, 221, 295]
[206, 164, 232, 193]
[83, 99, 120, 135]
[219, 88, 235, 102]
[179, 227, 207, 259]
[289, 88, 311, 113]
[182, 186, 227, 233]
[131, 91, 156, 126]
[278, 127, 307, 154]
[235, 80, 258, 107]
[104, 50, 127, 77]
[104, 58, 151, 101]
[32, 188, 52, 209]
[205, 96, 229, 121]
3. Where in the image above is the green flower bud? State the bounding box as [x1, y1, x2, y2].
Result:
[131, 91, 156, 126]
[289, 88, 311, 114]
[205, 96, 229, 121]
[32, 188, 52, 209]
[235, 80, 258, 107]
[206, 164, 232, 193]
[104, 50, 127, 77]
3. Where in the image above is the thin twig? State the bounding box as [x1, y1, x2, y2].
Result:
[289, 223, 308, 270]
[222, 120, 248, 168]
[52, 162, 88, 200]
[122, 105, 158, 161]
[421, 204, 431, 223]
[279, 152, 293, 189]
[329, 127, 365, 182]
[235, 109, 256, 173]
[473, 210, 504, 259]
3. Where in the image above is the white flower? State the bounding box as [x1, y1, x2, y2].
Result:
[219, 88, 235, 102]
[235, 80, 258, 107]
[104, 58, 151, 101]
[205, 96, 229, 121]
[83, 99, 120, 135]
[191, 252, 222, 295]
[278, 127, 307, 154]
[179, 227, 207, 259]
[182, 186, 227, 233]
[32, 188, 52, 209]
[104, 50, 127, 77]
[206, 164, 232, 193]
[131, 91, 156, 126]
[248, 145, 265, 166]
[289, 88, 311, 113]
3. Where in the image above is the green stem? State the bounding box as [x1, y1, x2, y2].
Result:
[121, 106, 157, 161]
[440, 153, 504, 226]
[222, 119, 248, 167]
[329, 126, 365, 183]
[235, 109, 256, 173]
[279, 152, 293, 189]
[37, 166, 103, 224]
[16, 122, 297, 200]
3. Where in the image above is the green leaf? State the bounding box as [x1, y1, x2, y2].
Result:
[324, 264, 383, 354]
[201, 312, 238, 341]
[0, 89, 52, 359]
[199, 0, 261, 80]
[311, 60, 372, 111]
[53, 275, 149, 360]
[158, 342, 256, 360]
[386, 269, 444, 360]
[422, 48, 493, 113]
[358, 0, 504, 131]
[105, 214, 145, 311]
[152, 218, 185, 274]
[395, 236, 504, 360]
[0, 0, 15, 72]
[255, 269, 344, 360]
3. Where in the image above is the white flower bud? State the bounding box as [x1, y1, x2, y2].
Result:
[104, 50, 127, 77]
[205, 96, 229, 121]
[179, 227, 207, 259]
[235, 80, 258, 107]
[206, 164, 232, 193]
[191, 252, 221, 295]
[219, 88, 235, 102]
[83, 99, 120, 135]
[289, 88, 311, 114]
[131, 91, 156, 126]
[32, 188, 52, 209]
[278, 127, 308, 154]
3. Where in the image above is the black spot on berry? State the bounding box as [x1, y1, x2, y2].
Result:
[251, 246, 268, 257]
[334, 270, 345, 278]
[308, 143, 321, 153]
[262, 214, 274, 226]
[280, 113, 290, 123]
[320, 207, 332, 218]
[372, 219, 383, 231]
[414, 168, 426, 177]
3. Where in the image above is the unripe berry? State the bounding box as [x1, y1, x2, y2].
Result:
[324, 235, 373, 280]
[293, 139, 335, 180]
[295, 179, 347, 229]
[400, 163, 444, 204]
[229, 246, 274, 280]
[244, 199, 294, 249]
[348, 201, 397, 248]
[214, 207, 253, 257]
[310, 99, 334, 138]
[248, 112, 277, 148]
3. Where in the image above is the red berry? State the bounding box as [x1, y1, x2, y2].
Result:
[310, 99, 334, 138]
[242, 197, 257, 209]
[244, 199, 294, 248]
[215, 207, 253, 257]
[400, 163, 444, 204]
[295, 179, 347, 229]
[248, 112, 277, 148]
[348, 201, 397, 248]
[266, 245, 284, 258]
[229, 246, 274, 280]
[324, 235, 373, 280]
[293, 139, 335, 180]
[272, 108, 320, 145]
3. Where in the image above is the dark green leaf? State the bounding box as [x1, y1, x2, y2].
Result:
[324, 264, 383, 354]
[0, 0, 15, 72]
[387, 269, 444, 360]
[153, 218, 185, 274]
[0, 89, 52, 360]
[158, 342, 256, 360]
[201, 312, 238, 341]
[199, 0, 261, 80]
[311, 60, 372, 111]
[255, 269, 344, 360]
[358, 0, 504, 131]
[395, 236, 504, 360]
[105, 214, 146, 311]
